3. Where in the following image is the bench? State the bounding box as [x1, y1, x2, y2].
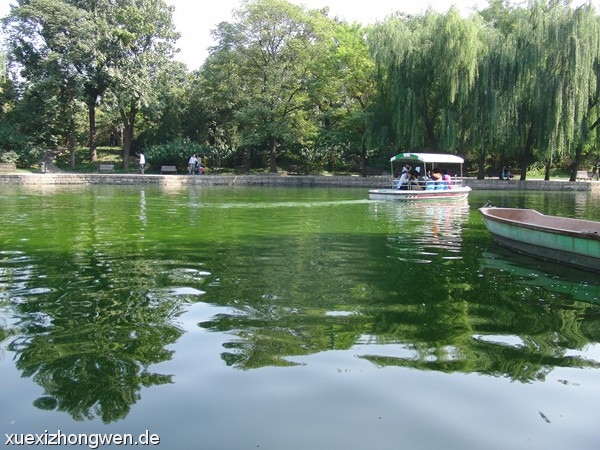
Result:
[161, 165, 177, 175]
[488, 169, 521, 179]
[576, 170, 594, 181]
[98, 164, 114, 173]
[288, 165, 309, 175]
[362, 167, 384, 176]
[0, 163, 17, 173]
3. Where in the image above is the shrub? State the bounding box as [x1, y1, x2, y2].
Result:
[0, 123, 44, 167]
[144, 139, 213, 169]
[0, 150, 19, 163]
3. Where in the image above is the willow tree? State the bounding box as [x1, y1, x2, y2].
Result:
[472, 0, 538, 179]
[549, 3, 600, 181]
[368, 8, 485, 154]
[460, 19, 512, 179]
[482, 1, 600, 180]
[513, 1, 600, 180]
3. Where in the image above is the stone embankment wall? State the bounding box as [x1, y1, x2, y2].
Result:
[0, 173, 598, 192]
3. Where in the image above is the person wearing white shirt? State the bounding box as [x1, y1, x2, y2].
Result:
[138, 152, 145, 174]
[188, 154, 198, 175]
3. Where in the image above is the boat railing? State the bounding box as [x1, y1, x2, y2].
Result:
[392, 176, 466, 190]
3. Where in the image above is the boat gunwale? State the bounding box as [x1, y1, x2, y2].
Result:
[479, 207, 600, 242]
[368, 187, 471, 201]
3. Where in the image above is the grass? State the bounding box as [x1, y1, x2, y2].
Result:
[55, 146, 143, 173]
[26, 146, 584, 179]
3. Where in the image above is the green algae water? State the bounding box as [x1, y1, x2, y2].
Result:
[1, 185, 599, 449]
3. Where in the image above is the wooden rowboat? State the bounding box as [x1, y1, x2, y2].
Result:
[479, 207, 600, 273]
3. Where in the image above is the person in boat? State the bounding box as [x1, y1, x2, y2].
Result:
[409, 170, 421, 189]
[428, 168, 443, 190]
[400, 164, 411, 177]
[415, 166, 427, 188]
[441, 169, 452, 189]
[500, 166, 513, 180]
[397, 169, 411, 189]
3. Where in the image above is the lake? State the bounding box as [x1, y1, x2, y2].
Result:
[1, 185, 599, 449]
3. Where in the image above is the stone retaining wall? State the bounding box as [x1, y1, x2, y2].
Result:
[0, 173, 598, 192]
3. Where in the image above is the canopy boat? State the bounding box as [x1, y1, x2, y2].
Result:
[368, 153, 471, 201]
[479, 206, 600, 273]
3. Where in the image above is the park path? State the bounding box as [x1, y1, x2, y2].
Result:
[41, 149, 63, 173]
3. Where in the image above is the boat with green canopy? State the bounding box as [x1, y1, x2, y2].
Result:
[368, 153, 471, 201]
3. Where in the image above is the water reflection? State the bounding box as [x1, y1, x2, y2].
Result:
[139, 188, 147, 226]
[1, 186, 600, 433]
[0, 247, 206, 423]
[480, 248, 600, 304]
[198, 197, 600, 383]
[372, 200, 470, 263]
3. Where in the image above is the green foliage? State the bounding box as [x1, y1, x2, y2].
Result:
[369, 9, 486, 151]
[53, 146, 132, 172]
[0, 150, 19, 164]
[0, 123, 43, 166]
[207, 0, 343, 172]
[144, 139, 213, 168]
[3, 0, 600, 176]
[3, 0, 180, 166]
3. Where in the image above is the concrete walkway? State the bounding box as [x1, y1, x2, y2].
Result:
[0, 171, 598, 192]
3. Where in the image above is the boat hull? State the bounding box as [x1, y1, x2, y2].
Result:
[479, 207, 600, 273]
[369, 186, 471, 201]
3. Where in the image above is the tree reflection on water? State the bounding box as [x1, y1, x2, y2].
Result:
[3, 251, 185, 423]
[2, 186, 600, 427]
[198, 200, 600, 382]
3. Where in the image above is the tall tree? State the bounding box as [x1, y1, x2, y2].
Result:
[369, 8, 485, 154]
[209, 0, 328, 172]
[470, 2, 519, 178]
[4, 0, 178, 166]
[106, 0, 179, 169]
[480, 1, 600, 180]
[3, 0, 93, 164]
[310, 21, 378, 174]
[549, 3, 600, 181]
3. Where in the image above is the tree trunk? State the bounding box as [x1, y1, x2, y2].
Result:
[520, 123, 535, 181]
[88, 102, 97, 162]
[268, 135, 277, 173]
[544, 158, 551, 181]
[570, 143, 583, 182]
[424, 114, 438, 151]
[120, 105, 138, 171]
[477, 148, 486, 180]
[243, 148, 251, 173]
[68, 132, 76, 169]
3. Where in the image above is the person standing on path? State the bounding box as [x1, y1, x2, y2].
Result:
[138, 152, 145, 174]
[188, 154, 198, 175]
